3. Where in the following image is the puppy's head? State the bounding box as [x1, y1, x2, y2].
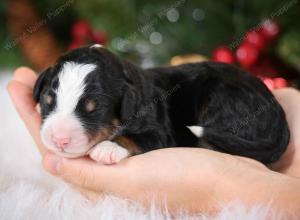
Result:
[33, 45, 130, 158]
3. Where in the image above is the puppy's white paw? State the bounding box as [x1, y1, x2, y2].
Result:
[89, 141, 129, 164]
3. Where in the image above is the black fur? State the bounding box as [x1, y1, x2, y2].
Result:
[34, 46, 290, 164]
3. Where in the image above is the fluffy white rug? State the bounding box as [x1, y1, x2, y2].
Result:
[0, 72, 282, 219]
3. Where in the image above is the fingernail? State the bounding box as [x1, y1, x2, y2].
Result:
[44, 154, 61, 174]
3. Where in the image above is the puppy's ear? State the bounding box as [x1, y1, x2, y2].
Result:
[121, 85, 139, 122]
[33, 68, 49, 102]
[119, 61, 144, 123]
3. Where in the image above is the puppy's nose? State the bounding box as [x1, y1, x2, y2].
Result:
[52, 136, 71, 149]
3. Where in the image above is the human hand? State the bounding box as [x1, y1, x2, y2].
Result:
[7, 67, 300, 214]
[271, 88, 300, 177]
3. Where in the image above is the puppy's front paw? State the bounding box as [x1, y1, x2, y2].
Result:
[89, 141, 129, 164]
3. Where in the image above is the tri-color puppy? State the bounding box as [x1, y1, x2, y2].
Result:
[33, 44, 290, 165]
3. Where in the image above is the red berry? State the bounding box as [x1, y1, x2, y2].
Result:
[273, 77, 288, 89]
[92, 31, 108, 45]
[212, 46, 235, 64]
[261, 20, 280, 41]
[263, 78, 275, 90]
[236, 42, 259, 67]
[244, 31, 266, 51]
[71, 20, 93, 41]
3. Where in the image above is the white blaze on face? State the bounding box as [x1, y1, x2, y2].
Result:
[41, 62, 97, 158]
[56, 62, 96, 114]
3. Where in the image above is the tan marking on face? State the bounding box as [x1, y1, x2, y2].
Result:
[89, 127, 113, 145]
[88, 119, 120, 145]
[86, 100, 96, 112]
[88, 118, 140, 155]
[45, 95, 53, 105]
[112, 118, 120, 127]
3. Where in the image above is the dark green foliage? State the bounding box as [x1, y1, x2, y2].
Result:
[0, 0, 299, 68]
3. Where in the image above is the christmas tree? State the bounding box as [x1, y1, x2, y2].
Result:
[1, 0, 300, 85]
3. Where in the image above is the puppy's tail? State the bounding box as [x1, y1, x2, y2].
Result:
[186, 126, 289, 164]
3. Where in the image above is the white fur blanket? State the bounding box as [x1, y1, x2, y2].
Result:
[0, 72, 280, 220]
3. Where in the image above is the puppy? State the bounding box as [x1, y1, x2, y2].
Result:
[33, 44, 290, 165]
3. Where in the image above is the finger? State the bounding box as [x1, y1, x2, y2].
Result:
[273, 88, 300, 141]
[7, 81, 38, 120]
[12, 67, 37, 88]
[43, 153, 127, 193]
[7, 81, 46, 155]
[273, 88, 300, 112]
[272, 88, 300, 174]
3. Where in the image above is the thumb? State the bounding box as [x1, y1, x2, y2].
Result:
[43, 153, 126, 192]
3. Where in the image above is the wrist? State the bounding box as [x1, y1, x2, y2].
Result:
[270, 174, 300, 212]
[218, 167, 300, 214]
